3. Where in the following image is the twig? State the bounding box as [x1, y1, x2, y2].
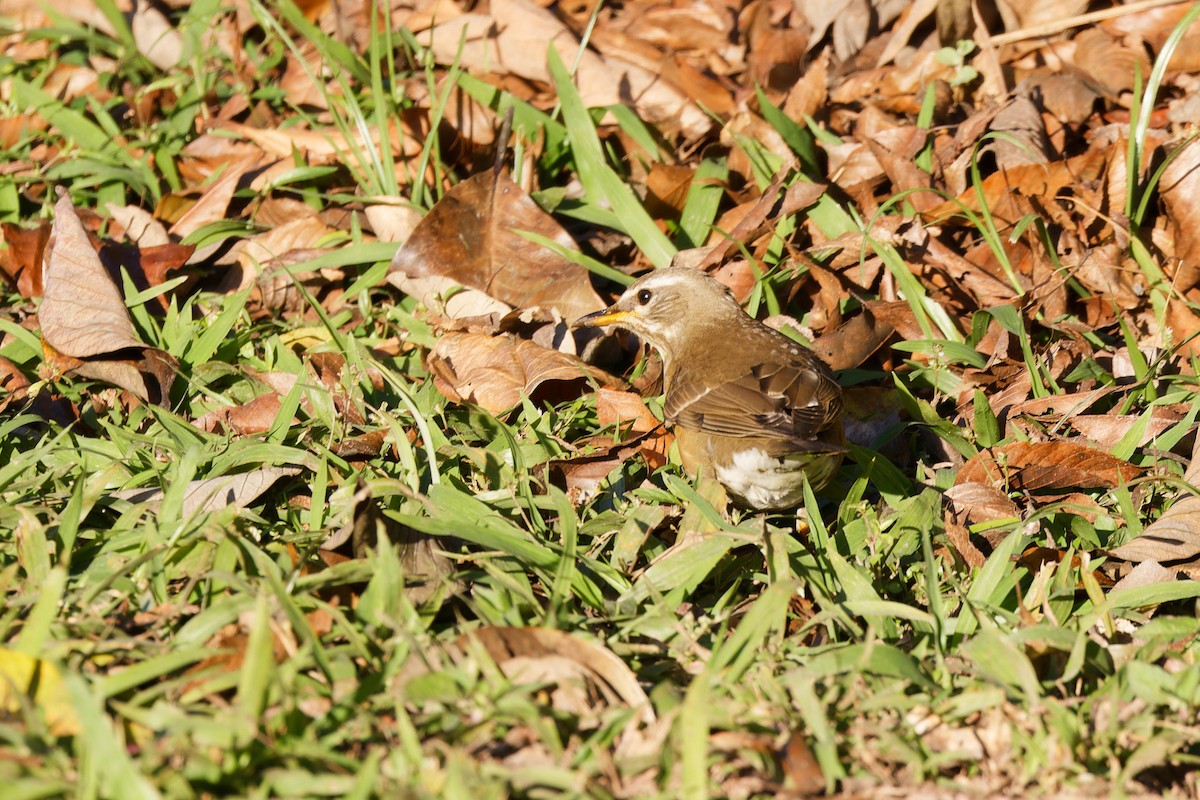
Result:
[991, 0, 1190, 46]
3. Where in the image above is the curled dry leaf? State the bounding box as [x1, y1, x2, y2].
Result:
[780, 730, 825, 795]
[363, 203, 422, 243]
[211, 117, 424, 165]
[422, 0, 707, 137]
[1158, 139, 1200, 294]
[398, 626, 654, 727]
[957, 441, 1141, 499]
[169, 154, 277, 240]
[1110, 560, 1178, 593]
[985, 95, 1052, 168]
[40, 191, 143, 357]
[389, 170, 604, 322]
[1108, 436, 1200, 566]
[810, 307, 895, 371]
[547, 389, 672, 498]
[321, 479, 456, 606]
[1067, 410, 1181, 451]
[112, 465, 301, 517]
[549, 429, 672, 502]
[131, 1, 186, 70]
[923, 146, 1108, 227]
[105, 203, 170, 247]
[0, 356, 31, 413]
[995, 0, 1086, 30]
[334, 428, 389, 460]
[428, 331, 618, 413]
[0, 221, 51, 297]
[39, 190, 177, 404]
[1071, 27, 1151, 95]
[194, 392, 286, 436]
[944, 481, 1022, 567]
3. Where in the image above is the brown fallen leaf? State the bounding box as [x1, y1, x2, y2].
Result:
[319, 479, 456, 606]
[1158, 138, 1200, 294]
[40, 191, 142, 357]
[112, 465, 302, 517]
[138, 243, 196, 290]
[0, 220, 51, 297]
[1110, 560, 1178, 593]
[1071, 26, 1151, 96]
[1108, 436, 1200, 565]
[552, 388, 672, 498]
[334, 428, 389, 460]
[428, 331, 618, 413]
[922, 147, 1108, 227]
[810, 308, 895, 371]
[421, 0, 708, 136]
[398, 626, 654, 727]
[38, 189, 177, 404]
[1067, 411, 1181, 451]
[104, 203, 170, 247]
[169, 154, 277, 240]
[194, 393, 286, 436]
[957, 441, 1141, 499]
[780, 730, 825, 795]
[548, 429, 671, 502]
[131, 0, 185, 70]
[388, 169, 604, 322]
[943, 481, 1022, 567]
[0, 356, 31, 414]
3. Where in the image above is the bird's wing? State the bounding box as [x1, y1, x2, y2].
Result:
[667, 362, 843, 443]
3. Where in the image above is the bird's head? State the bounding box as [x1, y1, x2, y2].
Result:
[572, 268, 741, 357]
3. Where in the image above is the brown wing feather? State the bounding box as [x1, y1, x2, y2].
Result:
[667, 360, 842, 444]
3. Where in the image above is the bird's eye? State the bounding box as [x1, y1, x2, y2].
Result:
[636, 289, 653, 305]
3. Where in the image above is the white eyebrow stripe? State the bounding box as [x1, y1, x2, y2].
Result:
[637, 271, 692, 291]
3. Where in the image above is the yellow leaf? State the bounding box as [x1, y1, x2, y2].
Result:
[0, 647, 81, 736]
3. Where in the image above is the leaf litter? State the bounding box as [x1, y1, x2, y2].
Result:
[4, 0, 1200, 797]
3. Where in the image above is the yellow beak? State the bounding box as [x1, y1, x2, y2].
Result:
[572, 307, 632, 329]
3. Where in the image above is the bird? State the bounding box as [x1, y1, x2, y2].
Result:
[574, 267, 844, 511]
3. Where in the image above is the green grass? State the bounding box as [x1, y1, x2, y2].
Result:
[2, 2, 1200, 798]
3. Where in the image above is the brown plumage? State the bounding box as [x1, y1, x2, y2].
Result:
[574, 267, 844, 510]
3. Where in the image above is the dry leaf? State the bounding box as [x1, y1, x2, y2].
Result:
[0, 648, 80, 736]
[1071, 27, 1151, 96]
[112, 466, 301, 516]
[1158, 139, 1200, 294]
[40, 191, 143, 357]
[320, 479, 456, 605]
[398, 626, 654, 726]
[957, 441, 1141, 499]
[0, 356, 31, 414]
[1110, 560, 1178, 593]
[388, 169, 604, 322]
[131, 1, 186, 70]
[38, 190, 177, 404]
[0, 220, 51, 297]
[1108, 436, 1200, 565]
[428, 331, 615, 413]
[780, 730, 825, 794]
[169, 155, 276, 240]
[364, 203, 423, 242]
[105, 203, 170, 247]
[422, 0, 708, 136]
[195, 393, 286, 435]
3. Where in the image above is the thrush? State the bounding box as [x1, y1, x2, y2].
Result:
[574, 267, 844, 511]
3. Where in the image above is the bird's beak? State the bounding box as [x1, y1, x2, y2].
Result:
[572, 306, 630, 330]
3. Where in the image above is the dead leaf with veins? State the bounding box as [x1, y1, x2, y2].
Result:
[428, 331, 619, 413]
[38, 189, 177, 405]
[389, 169, 605, 323]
